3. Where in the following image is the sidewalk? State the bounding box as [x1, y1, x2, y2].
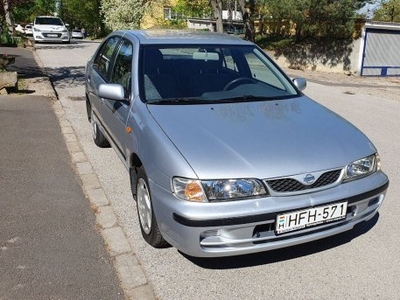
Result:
[0, 46, 125, 299]
[1, 46, 44, 78]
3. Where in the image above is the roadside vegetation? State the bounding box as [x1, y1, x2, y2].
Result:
[0, 0, 399, 48]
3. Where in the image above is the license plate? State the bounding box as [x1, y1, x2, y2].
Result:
[48, 34, 58, 37]
[275, 202, 347, 235]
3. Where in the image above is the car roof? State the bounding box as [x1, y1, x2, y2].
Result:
[35, 16, 61, 19]
[113, 29, 253, 46]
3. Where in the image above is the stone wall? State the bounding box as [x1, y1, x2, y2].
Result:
[266, 38, 362, 75]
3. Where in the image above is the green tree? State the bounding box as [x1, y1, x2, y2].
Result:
[12, 0, 36, 25]
[1, 0, 34, 31]
[59, 0, 106, 38]
[174, 0, 210, 18]
[373, 0, 400, 22]
[100, 0, 150, 30]
[34, 0, 56, 15]
[306, 0, 356, 38]
[263, 0, 367, 39]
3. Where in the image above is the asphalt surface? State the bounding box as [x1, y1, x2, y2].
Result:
[0, 46, 125, 299]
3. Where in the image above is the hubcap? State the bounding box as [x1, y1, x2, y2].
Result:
[137, 178, 152, 235]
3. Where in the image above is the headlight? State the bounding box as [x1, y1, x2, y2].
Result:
[344, 153, 380, 182]
[172, 177, 268, 202]
[34, 28, 41, 32]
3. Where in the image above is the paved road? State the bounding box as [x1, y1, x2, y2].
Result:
[0, 93, 124, 299]
[34, 40, 400, 300]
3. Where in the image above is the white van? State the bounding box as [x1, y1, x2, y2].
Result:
[33, 16, 70, 44]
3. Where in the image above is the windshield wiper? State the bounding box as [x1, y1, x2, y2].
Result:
[149, 98, 213, 105]
[217, 95, 278, 102]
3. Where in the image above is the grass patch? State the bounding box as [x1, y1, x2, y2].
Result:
[255, 35, 294, 51]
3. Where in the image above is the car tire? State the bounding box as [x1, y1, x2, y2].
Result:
[91, 109, 110, 148]
[135, 166, 168, 248]
[86, 99, 92, 122]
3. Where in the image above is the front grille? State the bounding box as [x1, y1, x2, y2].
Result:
[266, 169, 341, 193]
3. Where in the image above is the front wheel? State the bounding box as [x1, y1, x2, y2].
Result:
[135, 166, 168, 248]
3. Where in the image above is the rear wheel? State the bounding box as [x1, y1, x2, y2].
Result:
[91, 109, 110, 148]
[135, 166, 168, 248]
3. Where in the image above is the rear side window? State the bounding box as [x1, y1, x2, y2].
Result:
[93, 36, 120, 80]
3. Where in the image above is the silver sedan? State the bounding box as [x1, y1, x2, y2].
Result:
[85, 30, 389, 257]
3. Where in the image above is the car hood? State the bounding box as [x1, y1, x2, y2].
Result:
[34, 24, 66, 31]
[147, 96, 376, 179]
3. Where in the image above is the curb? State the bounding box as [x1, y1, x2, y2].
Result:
[31, 50, 156, 300]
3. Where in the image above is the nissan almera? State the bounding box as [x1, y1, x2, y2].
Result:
[85, 30, 389, 257]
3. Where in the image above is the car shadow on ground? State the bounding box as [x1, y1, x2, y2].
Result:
[5, 54, 45, 79]
[183, 213, 379, 269]
[35, 43, 86, 50]
[44, 66, 86, 89]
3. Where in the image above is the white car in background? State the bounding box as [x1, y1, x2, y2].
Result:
[71, 29, 84, 39]
[15, 24, 25, 34]
[24, 24, 33, 36]
[33, 16, 70, 44]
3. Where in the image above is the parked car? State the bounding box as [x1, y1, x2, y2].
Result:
[85, 30, 389, 258]
[14, 24, 25, 34]
[24, 24, 33, 36]
[33, 16, 70, 43]
[71, 29, 84, 39]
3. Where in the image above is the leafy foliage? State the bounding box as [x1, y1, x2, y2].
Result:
[174, 0, 211, 18]
[100, 0, 150, 30]
[6, 0, 375, 41]
[373, 0, 400, 22]
[262, 0, 361, 39]
[60, 0, 106, 38]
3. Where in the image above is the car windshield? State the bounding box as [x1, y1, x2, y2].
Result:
[35, 17, 63, 26]
[140, 45, 299, 104]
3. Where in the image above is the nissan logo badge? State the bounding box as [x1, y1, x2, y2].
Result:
[304, 174, 316, 185]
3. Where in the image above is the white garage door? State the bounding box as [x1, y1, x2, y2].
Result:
[361, 28, 400, 76]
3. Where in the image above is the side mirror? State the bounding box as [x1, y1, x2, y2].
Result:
[98, 84, 127, 101]
[293, 78, 307, 91]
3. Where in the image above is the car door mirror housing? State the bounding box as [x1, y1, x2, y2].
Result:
[98, 83, 127, 101]
[293, 78, 307, 91]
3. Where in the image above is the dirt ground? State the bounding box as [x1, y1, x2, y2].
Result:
[282, 67, 400, 102]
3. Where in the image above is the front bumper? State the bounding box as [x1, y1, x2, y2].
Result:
[34, 32, 70, 43]
[152, 171, 389, 258]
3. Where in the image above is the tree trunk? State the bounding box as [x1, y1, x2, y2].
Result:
[210, 0, 223, 33]
[238, 0, 255, 42]
[3, 0, 14, 34]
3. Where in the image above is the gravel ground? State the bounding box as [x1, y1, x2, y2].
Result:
[283, 67, 400, 101]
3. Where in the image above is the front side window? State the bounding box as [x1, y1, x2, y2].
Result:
[140, 45, 299, 103]
[93, 36, 120, 80]
[110, 39, 133, 95]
